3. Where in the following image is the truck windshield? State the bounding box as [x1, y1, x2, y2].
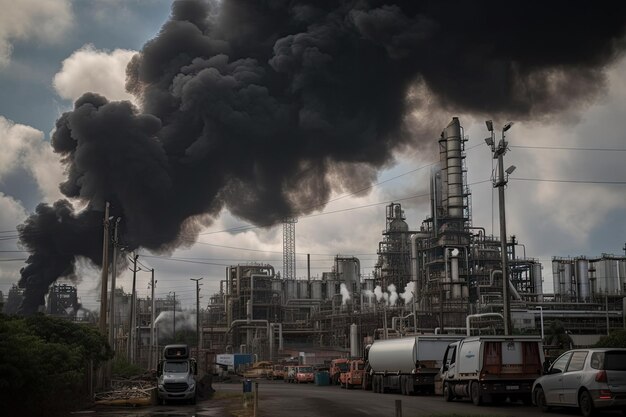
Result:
[299, 367, 313, 373]
[164, 361, 188, 373]
[338, 363, 349, 372]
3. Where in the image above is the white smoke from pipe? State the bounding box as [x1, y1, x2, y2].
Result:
[373, 285, 384, 302]
[153, 310, 196, 337]
[363, 289, 374, 301]
[400, 282, 415, 304]
[340, 283, 351, 305]
[387, 284, 398, 306]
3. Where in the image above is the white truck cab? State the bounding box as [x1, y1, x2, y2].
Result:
[157, 344, 198, 404]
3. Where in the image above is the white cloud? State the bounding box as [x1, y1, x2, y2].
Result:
[53, 44, 137, 103]
[0, 116, 64, 202]
[0, 0, 73, 67]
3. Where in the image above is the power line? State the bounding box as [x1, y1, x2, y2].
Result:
[512, 178, 626, 185]
[511, 145, 626, 152]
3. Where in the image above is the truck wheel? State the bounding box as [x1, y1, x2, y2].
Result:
[443, 382, 454, 402]
[579, 390, 595, 417]
[471, 381, 482, 406]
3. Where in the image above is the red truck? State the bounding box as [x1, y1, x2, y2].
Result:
[295, 365, 315, 383]
[339, 359, 365, 389]
[330, 358, 350, 385]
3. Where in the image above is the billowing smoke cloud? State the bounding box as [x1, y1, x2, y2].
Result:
[17, 0, 626, 313]
[400, 282, 415, 304]
[339, 283, 351, 305]
[363, 289, 374, 303]
[387, 284, 398, 306]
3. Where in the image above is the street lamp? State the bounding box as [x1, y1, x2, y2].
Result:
[536, 306, 544, 342]
[485, 120, 515, 335]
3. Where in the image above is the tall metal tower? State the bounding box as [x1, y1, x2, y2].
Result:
[282, 217, 297, 279]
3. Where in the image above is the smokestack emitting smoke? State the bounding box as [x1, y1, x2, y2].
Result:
[16, 0, 626, 314]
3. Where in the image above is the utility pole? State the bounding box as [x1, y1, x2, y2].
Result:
[99, 202, 110, 334]
[485, 120, 515, 335]
[172, 292, 176, 343]
[191, 278, 203, 356]
[128, 253, 139, 362]
[149, 269, 155, 370]
[108, 217, 121, 352]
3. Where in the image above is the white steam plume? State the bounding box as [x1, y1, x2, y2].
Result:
[387, 284, 398, 306]
[373, 285, 384, 302]
[340, 283, 351, 305]
[400, 282, 415, 304]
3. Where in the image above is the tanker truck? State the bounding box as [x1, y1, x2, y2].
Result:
[365, 335, 463, 395]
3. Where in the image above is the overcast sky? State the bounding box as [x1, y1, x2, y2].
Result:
[1, 1, 625, 312]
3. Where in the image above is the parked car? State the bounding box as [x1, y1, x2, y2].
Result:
[295, 366, 315, 383]
[532, 348, 626, 417]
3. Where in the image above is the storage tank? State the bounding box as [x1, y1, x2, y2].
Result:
[350, 324, 359, 358]
[325, 280, 337, 300]
[271, 279, 282, 293]
[310, 280, 323, 300]
[285, 279, 298, 300]
[298, 281, 309, 299]
[561, 262, 573, 300]
[551, 261, 561, 295]
[575, 258, 590, 301]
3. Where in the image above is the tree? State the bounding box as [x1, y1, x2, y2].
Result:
[593, 330, 626, 348]
[544, 320, 573, 352]
[0, 314, 112, 416]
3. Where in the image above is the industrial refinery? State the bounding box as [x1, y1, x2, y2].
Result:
[4, 118, 624, 370]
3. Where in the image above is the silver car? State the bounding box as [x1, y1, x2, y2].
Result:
[532, 348, 626, 417]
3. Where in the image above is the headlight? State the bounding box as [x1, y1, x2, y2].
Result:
[188, 383, 195, 390]
[158, 384, 164, 389]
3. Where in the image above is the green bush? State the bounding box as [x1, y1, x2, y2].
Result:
[112, 356, 144, 378]
[0, 314, 112, 416]
[593, 330, 626, 348]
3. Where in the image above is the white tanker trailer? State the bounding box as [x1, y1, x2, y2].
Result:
[364, 335, 463, 395]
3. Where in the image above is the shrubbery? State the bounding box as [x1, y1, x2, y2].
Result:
[0, 314, 112, 416]
[593, 330, 626, 348]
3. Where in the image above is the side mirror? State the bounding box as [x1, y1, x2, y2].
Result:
[157, 361, 163, 377]
[442, 364, 449, 372]
[549, 368, 562, 375]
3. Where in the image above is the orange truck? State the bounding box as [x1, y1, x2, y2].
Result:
[339, 359, 365, 389]
[330, 358, 350, 385]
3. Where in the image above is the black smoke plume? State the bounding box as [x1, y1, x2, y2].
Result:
[17, 0, 626, 314]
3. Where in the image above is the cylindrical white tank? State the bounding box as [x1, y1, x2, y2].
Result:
[310, 280, 323, 300]
[298, 281, 309, 299]
[350, 323, 359, 357]
[561, 262, 573, 300]
[576, 258, 590, 301]
[368, 337, 416, 374]
[285, 279, 298, 300]
[326, 280, 337, 300]
[271, 279, 282, 293]
[552, 261, 561, 295]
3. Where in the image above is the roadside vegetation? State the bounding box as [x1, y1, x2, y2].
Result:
[0, 313, 112, 416]
[594, 329, 626, 348]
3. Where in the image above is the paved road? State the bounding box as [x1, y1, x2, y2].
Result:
[72, 380, 624, 417]
[217, 380, 623, 417]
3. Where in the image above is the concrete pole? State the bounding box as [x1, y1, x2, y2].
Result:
[98, 202, 110, 335]
[191, 278, 203, 356]
[108, 218, 121, 352]
[173, 292, 176, 342]
[128, 253, 139, 362]
[496, 137, 512, 335]
[149, 269, 155, 370]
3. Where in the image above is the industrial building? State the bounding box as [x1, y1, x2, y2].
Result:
[197, 117, 625, 364]
[17, 117, 625, 370]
